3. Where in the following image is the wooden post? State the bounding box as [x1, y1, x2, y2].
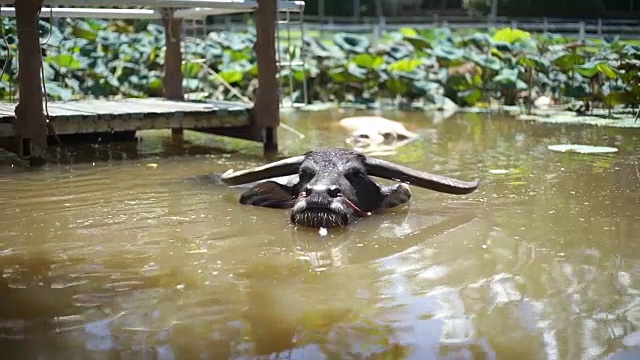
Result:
[161, 9, 184, 137]
[253, 0, 280, 156]
[14, 0, 47, 166]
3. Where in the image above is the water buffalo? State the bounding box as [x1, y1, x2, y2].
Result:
[220, 148, 479, 228]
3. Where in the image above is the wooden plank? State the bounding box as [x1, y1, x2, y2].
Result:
[50, 113, 250, 135]
[206, 100, 253, 110]
[113, 99, 188, 116]
[124, 98, 215, 113]
[61, 100, 136, 121]
[137, 100, 209, 112]
[44, 104, 97, 122]
[48, 101, 137, 122]
[0, 103, 16, 120]
[105, 99, 186, 116]
[0, 99, 253, 138]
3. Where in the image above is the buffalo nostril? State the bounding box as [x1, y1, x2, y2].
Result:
[327, 185, 342, 198]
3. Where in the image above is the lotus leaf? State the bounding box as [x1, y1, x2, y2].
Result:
[543, 33, 570, 45]
[218, 70, 243, 84]
[620, 44, 640, 59]
[398, 28, 419, 37]
[292, 64, 319, 82]
[328, 63, 367, 83]
[552, 52, 586, 71]
[69, 19, 99, 41]
[384, 43, 414, 61]
[518, 54, 550, 72]
[42, 62, 55, 81]
[459, 89, 483, 105]
[352, 54, 385, 69]
[493, 68, 528, 90]
[385, 78, 408, 95]
[399, 28, 432, 51]
[333, 33, 370, 54]
[420, 28, 455, 45]
[413, 80, 442, 95]
[46, 54, 84, 71]
[182, 62, 203, 78]
[564, 81, 591, 99]
[575, 61, 620, 79]
[468, 53, 503, 71]
[388, 59, 423, 73]
[492, 41, 513, 52]
[304, 37, 343, 59]
[460, 33, 494, 49]
[492, 28, 531, 44]
[433, 46, 464, 63]
[45, 82, 74, 101]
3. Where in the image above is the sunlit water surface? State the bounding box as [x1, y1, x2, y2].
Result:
[1, 109, 640, 360]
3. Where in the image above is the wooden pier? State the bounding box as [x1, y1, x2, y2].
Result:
[0, 98, 252, 138]
[0, 0, 298, 165]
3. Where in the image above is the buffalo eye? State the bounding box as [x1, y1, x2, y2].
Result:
[343, 167, 365, 180]
[299, 167, 315, 181]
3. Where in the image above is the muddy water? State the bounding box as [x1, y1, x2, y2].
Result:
[1, 109, 640, 359]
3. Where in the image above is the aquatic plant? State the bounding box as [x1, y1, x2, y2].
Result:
[1, 17, 640, 116]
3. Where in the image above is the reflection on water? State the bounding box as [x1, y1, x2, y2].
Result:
[1, 109, 640, 359]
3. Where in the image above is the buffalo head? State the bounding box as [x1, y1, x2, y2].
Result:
[220, 148, 479, 228]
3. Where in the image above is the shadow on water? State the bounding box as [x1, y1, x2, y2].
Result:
[1, 109, 640, 359]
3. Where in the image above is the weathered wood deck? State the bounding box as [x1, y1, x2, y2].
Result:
[0, 98, 252, 138]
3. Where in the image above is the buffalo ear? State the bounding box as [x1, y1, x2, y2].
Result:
[379, 183, 412, 209]
[239, 181, 297, 209]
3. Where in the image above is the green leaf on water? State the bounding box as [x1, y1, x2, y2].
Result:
[547, 144, 619, 154]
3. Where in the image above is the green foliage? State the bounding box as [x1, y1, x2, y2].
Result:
[1, 17, 640, 113]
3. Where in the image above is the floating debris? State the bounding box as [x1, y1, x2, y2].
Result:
[547, 144, 619, 154]
[146, 163, 158, 169]
[489, 169, 510, 174]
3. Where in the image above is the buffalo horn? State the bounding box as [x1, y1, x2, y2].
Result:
[364, 157, 479, 195]
[220, 155, 305, 185]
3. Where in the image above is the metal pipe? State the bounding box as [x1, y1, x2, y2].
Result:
[1, 4, 304, 19]
[41, 0, 305, 11]
[3, 1, 305, 20]
[1, 7, 162, 19]
[299, 6, 308, 105]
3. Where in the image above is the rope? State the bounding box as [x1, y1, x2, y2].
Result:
[0, 7, 14, 101]
[190, 58, 305, 139]
[0, 8, 8, 81]
[37, 7, 62, 145]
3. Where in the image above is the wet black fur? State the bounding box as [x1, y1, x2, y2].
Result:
[238, 149, 412, 227]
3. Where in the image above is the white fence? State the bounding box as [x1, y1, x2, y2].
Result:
[187, 14, 640, 42]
